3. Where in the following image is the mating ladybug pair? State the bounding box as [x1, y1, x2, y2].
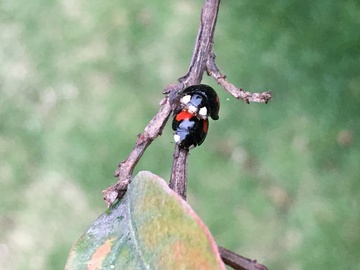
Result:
[172, 84, 220, 150]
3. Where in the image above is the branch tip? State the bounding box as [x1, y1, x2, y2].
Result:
[206, 53, 272, 104]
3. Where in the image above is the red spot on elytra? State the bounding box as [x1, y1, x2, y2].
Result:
[203, 119, 208, 133]
[175, 110, 194, 121]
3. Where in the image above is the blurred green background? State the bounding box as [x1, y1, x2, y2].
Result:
[1, 0, 359, 269]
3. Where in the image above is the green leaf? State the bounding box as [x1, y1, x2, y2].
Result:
[65, 171, 225, 270]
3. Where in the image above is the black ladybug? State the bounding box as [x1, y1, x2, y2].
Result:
[179, 84, 220, 120]
[172, 110, 208, 150]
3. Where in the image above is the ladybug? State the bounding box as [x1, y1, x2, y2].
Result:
[179, 84, 220, 120]
[172, 110, 208, 150]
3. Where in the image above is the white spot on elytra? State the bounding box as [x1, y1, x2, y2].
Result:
[174, 134, 180, 143]
[188, 105, 197, 113]
[199, 107, 207, 117]
[180, 95, 191, 104]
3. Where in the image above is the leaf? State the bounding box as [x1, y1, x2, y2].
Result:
[65, 171, 225, 270]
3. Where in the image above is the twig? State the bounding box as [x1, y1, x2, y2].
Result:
[168, 0, 221, 189]
[103, 95, 174, 206]
[169, 145, 189, 200]
[218, 246, 269, 270]
[104, 0, 271, 205]
[206, 53, 272, 104]
[178, 0, 220, 85]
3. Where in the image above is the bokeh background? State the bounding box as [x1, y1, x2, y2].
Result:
[1, 0, 359, 269]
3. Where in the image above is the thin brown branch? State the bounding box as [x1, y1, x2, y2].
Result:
[103, 94, 174, 206]
[178, 0, 220, 86]
[104, 0, 221, 206]
[169, 145, 188, 200]
[169, 0, 220, 192]
[206, 53, 272, 104]
[218, 246, 268, 270]
[104, 0, 270, 205]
